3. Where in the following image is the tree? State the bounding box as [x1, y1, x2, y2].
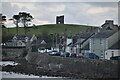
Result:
[10, 12, 34, 35]
[19, 12, 34, 34]
[2, 15, 6, 21]
[10, 15, 20, 35]
[0, 14, 7, 28]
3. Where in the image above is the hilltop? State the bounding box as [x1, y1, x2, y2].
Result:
[2, 24, 96, 36]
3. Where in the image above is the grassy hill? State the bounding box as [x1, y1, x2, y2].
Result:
[2, 24, 96, 36]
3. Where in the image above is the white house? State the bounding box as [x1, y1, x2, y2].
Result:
[105, 40, 120, 60]
[90, 20, 120, 59]
[66, 38, 72, 53]
[5, 40, 26, 47]
[5, 34, 37, 47]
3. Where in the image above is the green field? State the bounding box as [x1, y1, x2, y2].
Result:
[2, 24, 96, 36]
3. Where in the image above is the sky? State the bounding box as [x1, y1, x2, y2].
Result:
[1, 1, 119, 27]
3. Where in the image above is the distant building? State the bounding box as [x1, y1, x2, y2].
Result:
[56, 15, 64, 24]
[90, 20, 120, 59]
[5, 34, 37, 48]
[105, 40, 120, 60]
[66, 27, 99, 54]
[66, 38, 72, 53]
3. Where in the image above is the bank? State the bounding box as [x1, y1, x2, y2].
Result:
[25, 52, 120, 79]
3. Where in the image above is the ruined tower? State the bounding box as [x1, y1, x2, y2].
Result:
[56, 15, 64, 24]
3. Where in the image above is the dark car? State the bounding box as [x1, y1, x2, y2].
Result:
[110, 56, 120, 60]
[70, 53, 77, 58]
[83, 53, 99, 59]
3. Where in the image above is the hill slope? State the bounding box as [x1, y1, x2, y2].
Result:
[3, 24, 96, 36]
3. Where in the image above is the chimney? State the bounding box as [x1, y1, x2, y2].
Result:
[105, 20, 114, 28]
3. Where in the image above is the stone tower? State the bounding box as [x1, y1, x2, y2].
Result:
[56, 15, 64, 24]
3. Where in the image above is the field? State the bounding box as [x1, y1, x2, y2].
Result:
[2, 24, 95, 36]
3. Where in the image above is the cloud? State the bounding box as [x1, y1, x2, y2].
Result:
[1, 2, 118, 27]
[87, 7, 109, 14]
[1, 0, 120, 2]
[47, 5, 66, 12]
[11, 3, 36, 10]
[34, 20, 50, 25]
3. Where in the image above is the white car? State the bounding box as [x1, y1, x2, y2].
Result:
[49, 50, 60, 56]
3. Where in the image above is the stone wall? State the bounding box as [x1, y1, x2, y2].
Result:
[2, 48, 26, 58]
[25, 52, 120, 79]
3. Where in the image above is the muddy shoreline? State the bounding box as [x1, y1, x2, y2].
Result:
[1, 57, 81, 79]
[1, 57, 120, 80]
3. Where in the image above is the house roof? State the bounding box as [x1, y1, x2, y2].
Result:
[67, 42, 73, 47]
[92, 26, 119, 38]
[78, 29, 98, 38]
[31, 39, 47, 45]
[81, 43, 90, 50]
[109, 40, 120, 49]
[13, 35, 33, 41]
[41, 40, 46, 44]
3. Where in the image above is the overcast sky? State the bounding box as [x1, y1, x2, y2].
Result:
[1, 1, 119, 27]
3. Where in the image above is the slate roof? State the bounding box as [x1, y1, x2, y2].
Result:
[109, 40, 120, 49]
[31, 39, 47, 45]
[13, 35, 33, 41]
[79, 29, 98, 38]
[81, 43, 90, 50]
[92, 26, 119, 38]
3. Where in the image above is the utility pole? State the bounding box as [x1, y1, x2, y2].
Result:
[55, 33, 58, 48]
[52, 34, 54, 50]
[63, 28, 67, 54]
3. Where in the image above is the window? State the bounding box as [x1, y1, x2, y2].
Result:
[101, 53, 104, 58]
[100, 39, 103, 45]
[106, 52, 107, 55]
[93, 39, 95, 44]
[112, 51, 114, 57]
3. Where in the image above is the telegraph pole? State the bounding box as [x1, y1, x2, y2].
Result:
[63, 28, 67, 54]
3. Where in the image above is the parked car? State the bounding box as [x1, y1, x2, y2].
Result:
[65, 52, 70, 57]
[110, 56, 120, 60]
[70, 53, 76, 58]
[59, 51, 65, 57]
[49, 50, 60, 56]
[76, 53, 83, 58]
[83, 53, 99, 59]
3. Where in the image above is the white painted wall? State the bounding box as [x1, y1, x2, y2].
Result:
[108, 30, 120, 48]
[90, 38, 107, 58]
[66, 38, 72, 53]
[105, 49, 120, 60]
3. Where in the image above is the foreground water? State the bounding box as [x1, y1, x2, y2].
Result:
[0, 61, 19, 66]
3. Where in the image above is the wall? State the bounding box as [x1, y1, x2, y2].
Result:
[2, 48, 26, 58]
[108, 30, 120, 48]
[105, 49, 120, 60]
[26, 52, 120, 79]
[90, 38, 107, 58]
